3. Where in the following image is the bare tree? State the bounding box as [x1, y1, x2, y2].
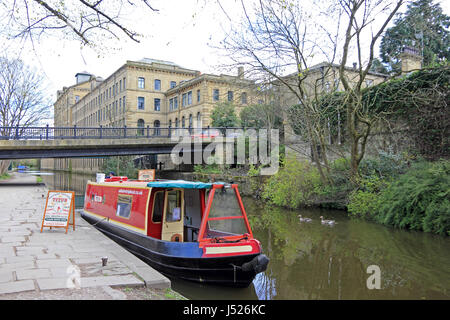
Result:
[0, 0, 159, 46]
[337, 0, 404, 179]
[218, 0, 344, 183]
[218, 0, 406, 182]
[0, 57, 51, 173]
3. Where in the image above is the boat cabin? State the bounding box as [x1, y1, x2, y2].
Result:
[84, 180, 253, 246]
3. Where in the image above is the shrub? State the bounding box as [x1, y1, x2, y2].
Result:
[375, 161, 450, 235]
[349, 161, 450, 235]
[261, 157, 322, 209]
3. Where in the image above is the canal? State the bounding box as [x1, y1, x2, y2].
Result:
[39, 170, 450, 300]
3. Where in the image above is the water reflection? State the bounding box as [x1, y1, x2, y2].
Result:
[246, 200, 450, 300]
[40, 171, 450, 300]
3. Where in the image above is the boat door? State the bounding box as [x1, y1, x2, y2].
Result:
[161, 189, 184, 242]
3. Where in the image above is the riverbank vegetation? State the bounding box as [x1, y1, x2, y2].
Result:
[259, 154, 449, 236]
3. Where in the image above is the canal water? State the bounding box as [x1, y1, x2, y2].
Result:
[39, 170, 450, 300]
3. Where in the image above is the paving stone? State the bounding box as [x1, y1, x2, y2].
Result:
[36, 259, 73, 268]
[49, 267, 72, 278]
[0, 271, 13, 283]
[5, 256, 35, 263]
[1, 236, 26, 243]
[80, 275, 144, 288]
[0, 261, 36, 271]
[16, 268, 52, 280]
[0, 280, 35, 294]
[36, 278, 70, 291]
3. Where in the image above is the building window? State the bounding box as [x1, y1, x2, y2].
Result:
[169, 98, 173, 111]
[154, 98, 161, 111]
[154, 120, 160, 136]
[154, 79, 161, 91]
[170, 81, 176, 89]
[175, 118, 179, 128]
[213, 89, 219, 101]
[138, 97, 145, 110]
[182, 116, 185, 128]
[197, 89, 200, 103]
[182, 93, 187, 107]
[228, 91, 233, 102]
[197, 112, 201, 127]
[169, 119, 172, 128]
[137, 119, 145, 136]
[138, 77, 145, 89]
[189, 114, 193, 128]
[187, 91, 192, 105]
[174, 97, 178, 109]
[123, 77, 126, 89]
[241, 92, 247, 104]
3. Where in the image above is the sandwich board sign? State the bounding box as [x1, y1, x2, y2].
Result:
[138, 169, 156, 181]
[40, 190, 75, 233]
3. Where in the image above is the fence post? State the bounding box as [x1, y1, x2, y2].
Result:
[147, 125, 150, 138]
[46, 124, 49, 140]
[168, 125, 171, 138]
[99, 125, 103, 139]
[124, 125, 127, 138]
[73, 125, 77, 139]
[15, 125, 19, 139]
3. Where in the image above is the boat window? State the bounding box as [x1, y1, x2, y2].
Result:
[207, 189, 248, 236]
[152, 191, 164, 223]
[116, 194, 132, 219]
[166, 190, 182, 222]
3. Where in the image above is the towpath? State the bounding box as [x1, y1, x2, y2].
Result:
[0, 172, 177, 300]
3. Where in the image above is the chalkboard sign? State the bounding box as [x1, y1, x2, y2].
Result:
[138, 169, 155, 181]
[40, 190, 75, 233]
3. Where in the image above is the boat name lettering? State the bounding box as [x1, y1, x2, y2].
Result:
[118, 189, 143, 195]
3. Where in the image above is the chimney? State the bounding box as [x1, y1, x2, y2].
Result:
[399, 46, 422, 74]
[237, 66, 244, 79]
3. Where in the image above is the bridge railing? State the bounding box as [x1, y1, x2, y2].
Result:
[0, 125, 251, 140]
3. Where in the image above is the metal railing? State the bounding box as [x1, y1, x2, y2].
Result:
[0, 125, 249, 141]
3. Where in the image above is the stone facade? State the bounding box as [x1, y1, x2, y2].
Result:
[43, 58, 257, 173]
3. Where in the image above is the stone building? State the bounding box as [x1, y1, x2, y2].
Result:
[279, 47, 423, 161]
[42, 59, 256, 173]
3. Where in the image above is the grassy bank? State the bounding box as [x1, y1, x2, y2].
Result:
[0, 172, 10, 180]
[260, 153, 450, 236]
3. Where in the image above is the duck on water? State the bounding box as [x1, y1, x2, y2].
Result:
[81, 177, 269, 287]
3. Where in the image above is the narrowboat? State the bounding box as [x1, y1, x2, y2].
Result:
[81, 177, 269, 287]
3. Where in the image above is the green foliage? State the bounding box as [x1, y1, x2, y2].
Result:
[313, 64, 450, 159]
[349, 161, 450, 235]
[210, 101, 240, 127]
[358, 149, 409, 179]
[379, 0, 450, 72]
[240, 103, 284, 129]
[193, 156, 224, 174]
[316, 157, 354, 209]
[247, 164, 260, 177]
[261, 157, 322, 208]
[101, 156, 138, 179]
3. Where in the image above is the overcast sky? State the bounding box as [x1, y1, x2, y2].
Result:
[2, 0, 449, 113]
